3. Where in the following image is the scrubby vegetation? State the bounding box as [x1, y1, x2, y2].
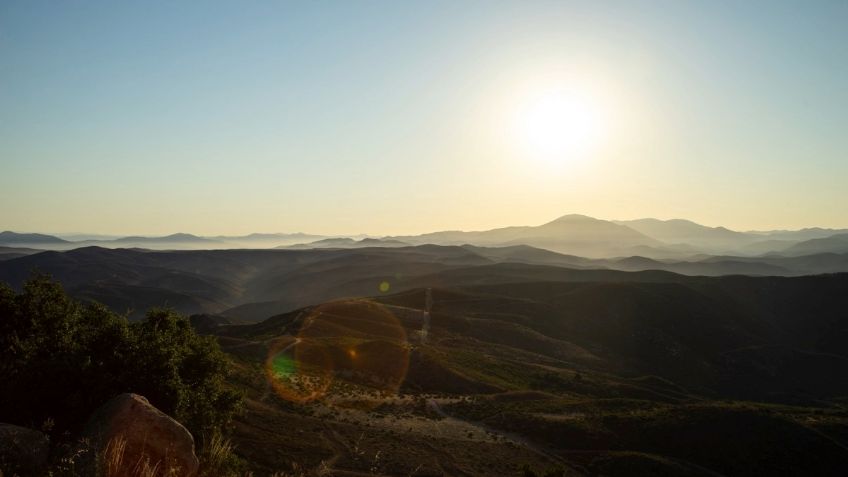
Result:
[5, 271, 848, 475]
[0, 275, 241, 443]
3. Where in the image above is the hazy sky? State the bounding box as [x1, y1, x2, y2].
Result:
[2, 1, 847, 235]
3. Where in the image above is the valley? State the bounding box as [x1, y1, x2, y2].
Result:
[199, 271, 848, 475]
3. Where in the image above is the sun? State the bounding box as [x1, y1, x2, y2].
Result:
[514, 89, 605, 162]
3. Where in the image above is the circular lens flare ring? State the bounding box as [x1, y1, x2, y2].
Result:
[265, 299, 411, 405]
[265, 337, 334, 403]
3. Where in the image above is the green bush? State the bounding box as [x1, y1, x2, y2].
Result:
[0, 275, 241, 442]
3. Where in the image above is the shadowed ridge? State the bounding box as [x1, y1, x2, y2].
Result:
[0, 231, 69, 244]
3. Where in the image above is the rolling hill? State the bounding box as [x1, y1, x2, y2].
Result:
[4, 215, 847, 257]
[780, 233, 848, 256]
[282, 237, 410, 249]
[3, 243, 848, 322]
[614, 218, 755, 251]
[389, 214, 662, 257]
[211, 270, 848, 476]
[0, 231, 69, 245]
[4, 238, 848, 474]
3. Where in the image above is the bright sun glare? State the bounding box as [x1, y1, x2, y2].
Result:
[514, 89, 605, 163]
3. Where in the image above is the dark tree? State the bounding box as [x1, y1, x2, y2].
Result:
[0, 275, 241, 442]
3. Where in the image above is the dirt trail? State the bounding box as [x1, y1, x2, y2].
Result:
[426, 398, 570, 467]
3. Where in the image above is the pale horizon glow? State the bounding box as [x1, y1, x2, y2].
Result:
[25, 212, 848, 239]
[1, 1, 846, 236]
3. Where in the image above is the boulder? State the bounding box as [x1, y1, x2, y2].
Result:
[0, 423, 49, 475]
[82, 393, 199, 477]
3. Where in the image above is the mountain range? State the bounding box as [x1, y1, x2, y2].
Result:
[0, 231, 328, 251]
[4, 216, 848, 475]
[3, 214, 848, 258]
[3, 213, 848, 324]
[2, 242, 847, 323]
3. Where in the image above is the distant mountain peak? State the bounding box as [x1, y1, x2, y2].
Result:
[114, 233, 213, 243]
[544, 214, 599, 225]
[0, 231, 69, 244]
[163, 233, 204, 240]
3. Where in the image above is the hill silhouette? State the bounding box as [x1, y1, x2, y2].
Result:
[781, 233, 848, 256]
[3, 244, 848, 321]
[0, 231, 68, 245]
[4, 242, 848, 474]
[211, 270, 848, 475]
[4, 215, 848, 258]
[388, 214, 661, 257]
[615, 218, 754, 251]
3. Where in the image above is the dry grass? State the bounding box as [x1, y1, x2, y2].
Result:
[98, 435, 170, 477]
[102, 436, 127, 476]
[198, 433, 235, 476]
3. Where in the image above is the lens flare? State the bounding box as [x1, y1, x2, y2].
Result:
[265, 299, 410, 404]
[265, 337, 334, 403]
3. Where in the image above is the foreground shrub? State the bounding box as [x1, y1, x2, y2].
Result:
[0, 275, 241, 442]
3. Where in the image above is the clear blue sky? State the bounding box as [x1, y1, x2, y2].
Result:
[2, 1, 846, 235]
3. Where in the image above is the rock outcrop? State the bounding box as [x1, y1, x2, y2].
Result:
[0, 423, 50, 475]
[82, 393, 199, 477]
